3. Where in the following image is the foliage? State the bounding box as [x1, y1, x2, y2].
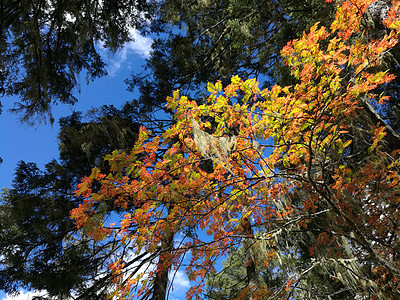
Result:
[0, 107, 140, 299]
[127, 0, 336, 115]
[1, 0, 360, 299]
[205, 208, 355, 299]
[205, 242, 286, 300]
[0, 0, 155, 124]
[72, 0, 400, 299]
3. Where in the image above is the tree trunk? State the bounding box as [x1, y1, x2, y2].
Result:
[151, 232, 174, 300]
[151, 203, 175, 300]
[241, 213, 258, 298]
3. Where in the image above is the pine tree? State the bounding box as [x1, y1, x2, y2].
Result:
[0, 106, 140, 298]
[127, 0, 337, 116]
[0, 0, 156, 123]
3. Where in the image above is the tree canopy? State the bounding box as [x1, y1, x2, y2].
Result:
[0, 0, 155, 123]
[71, 0, 400, 299]
[127, 0, 337, 115]
[3, 0, 400, 299]
[1, 0, 336, 297]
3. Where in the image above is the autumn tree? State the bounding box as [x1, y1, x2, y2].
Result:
[0, 1, 346, 299]
[71, 1, 400, 299]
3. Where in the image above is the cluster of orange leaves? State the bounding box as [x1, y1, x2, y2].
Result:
[71, 0, 400, 298]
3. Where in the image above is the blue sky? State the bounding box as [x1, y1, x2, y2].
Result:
[0, 72, 133, 189]
[0, 30, 190, 300]
[0, 29, 152, 189]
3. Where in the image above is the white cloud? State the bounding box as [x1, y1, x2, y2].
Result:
[2, 290, 47, 300]
[100, 28, 153, 77]
[167, 270, 190, 300]
[126, 28, 153, 58]
[171, 270, 190, 290]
